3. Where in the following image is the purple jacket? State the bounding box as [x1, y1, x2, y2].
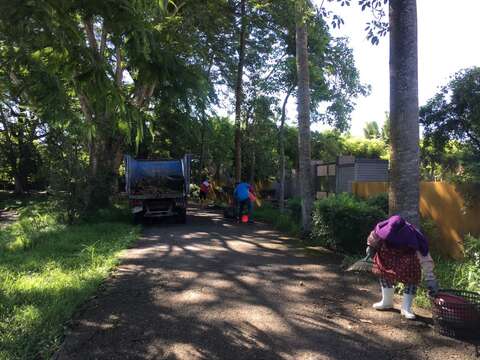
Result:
[374, 215, 429, 256]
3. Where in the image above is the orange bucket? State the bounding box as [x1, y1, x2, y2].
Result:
[241, 214, 249, 223]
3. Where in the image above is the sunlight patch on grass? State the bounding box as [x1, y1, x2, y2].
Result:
[0, 198, 140, 360]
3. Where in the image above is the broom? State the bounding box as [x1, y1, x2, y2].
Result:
[346, 254, 374, 272]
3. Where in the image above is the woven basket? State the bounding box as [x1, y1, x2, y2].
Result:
[431, 289, 480, 340]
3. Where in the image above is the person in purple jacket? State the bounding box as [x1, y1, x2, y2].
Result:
[366, 215, 439, 319]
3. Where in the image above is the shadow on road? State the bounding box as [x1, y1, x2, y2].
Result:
[55, 207, 476, 360]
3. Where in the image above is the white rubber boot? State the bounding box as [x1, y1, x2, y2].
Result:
[373, 287, 394, 310]
[401, 293, 416, 320]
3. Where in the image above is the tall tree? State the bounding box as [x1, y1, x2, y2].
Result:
[278, 86, 294, 212]
[296, 0, 313, 233]
[234, 0, 247, 182]
[381, 112, 391, 144]
[420, 67, 480, 183]
[326, 0, 421, 222]
[267, 1, 366, 215]
[0, 0, 191, 210]
[0, 103, 43, 194]
[389, 0, 420, 225]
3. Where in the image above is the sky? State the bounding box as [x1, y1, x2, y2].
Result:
[305, 0, 480, 137]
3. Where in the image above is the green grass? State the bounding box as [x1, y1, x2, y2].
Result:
[255, 203, 301, 237]
[0, 197, 140, 360]
[415, 238, 480, 308]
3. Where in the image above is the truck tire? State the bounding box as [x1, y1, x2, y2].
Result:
[133, 212, 143, 225]
[177, 210, 187, 224]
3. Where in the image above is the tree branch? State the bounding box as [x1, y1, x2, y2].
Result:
[260, 53, 288, 84]
[463, 126, 480, 150]
[100, 23, 107, 56]
[0, 108, 17, 158]
[115, 45, 122, 86]
[84, 17, 99, 54]
[280, 85, 295, 130]
[77, 91, 93, 122]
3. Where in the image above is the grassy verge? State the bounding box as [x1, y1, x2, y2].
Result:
[254, 203, 301, 237]
[0, 197, 140, 360]
[415, 238, 480, 308]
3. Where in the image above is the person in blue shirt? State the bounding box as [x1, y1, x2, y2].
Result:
[234, 181, 254, 223]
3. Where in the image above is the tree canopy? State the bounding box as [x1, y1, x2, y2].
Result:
[420, 67, 480, 183]
[0, 0, 368, 220]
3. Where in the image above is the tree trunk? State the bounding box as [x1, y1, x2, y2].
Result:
[249, 149, 256, 184]
[389, 0, 420, 226]
[278, 87, 294, 213]
[14, 173, 25, 195]
[112, 146, 124, 193]
[234, 0, 247, 183]
[86, 138, 118, 209]
[199, 111, 207, 175]
[296, 8, 313, 234]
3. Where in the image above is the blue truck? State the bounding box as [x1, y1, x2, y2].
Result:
[125, 155, 191, 223]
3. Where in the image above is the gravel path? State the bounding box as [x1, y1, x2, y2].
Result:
[55, 208, 477, 359]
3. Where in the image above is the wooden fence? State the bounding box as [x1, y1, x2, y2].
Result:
[352, 181, 480, 259]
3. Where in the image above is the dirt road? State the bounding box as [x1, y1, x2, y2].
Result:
[55, 208, 476, 359]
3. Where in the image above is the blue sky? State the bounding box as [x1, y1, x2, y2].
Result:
[307, 0, 480, 137]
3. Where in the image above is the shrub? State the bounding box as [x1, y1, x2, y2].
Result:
[255, 203, 300, 237]
[461, 234, 480, 290]
[286, 197, 302, 223]
[190, 183, 200, 200]
[365, 192, 388, 214]
[311, 193, 387, 254]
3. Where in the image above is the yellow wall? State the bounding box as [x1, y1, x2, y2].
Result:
[352, 182, 389, 198]
[352, 181, 480, 259]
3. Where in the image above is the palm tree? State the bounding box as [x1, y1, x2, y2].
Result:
[234, 0, 247, 182]
[296, 0, 313, 233]
[389, 0, 420, 226]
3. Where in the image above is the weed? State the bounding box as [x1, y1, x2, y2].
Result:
[254, 203, 301, 237]
[415, 235, 480, 308]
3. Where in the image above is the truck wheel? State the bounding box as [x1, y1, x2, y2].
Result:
[177, 210, 187, 224]
[133, 213, 143, 225]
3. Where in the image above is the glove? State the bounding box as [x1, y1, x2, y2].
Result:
[365, 246, 377, 259]
[426, 279, 439, 297]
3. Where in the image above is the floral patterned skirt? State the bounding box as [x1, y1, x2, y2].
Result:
[372, 244, 421, 285]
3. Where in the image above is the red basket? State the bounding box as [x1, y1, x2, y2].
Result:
[431, 289, 480, 340]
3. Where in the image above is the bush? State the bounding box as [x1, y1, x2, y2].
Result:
[458, 234, 480, 291]
[286, 197, 302, 223]
[365, 193, 388, 214]
[311, 193, 387, 254]
[190, 183, 200, 200]
[255, 203, 300, 237]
